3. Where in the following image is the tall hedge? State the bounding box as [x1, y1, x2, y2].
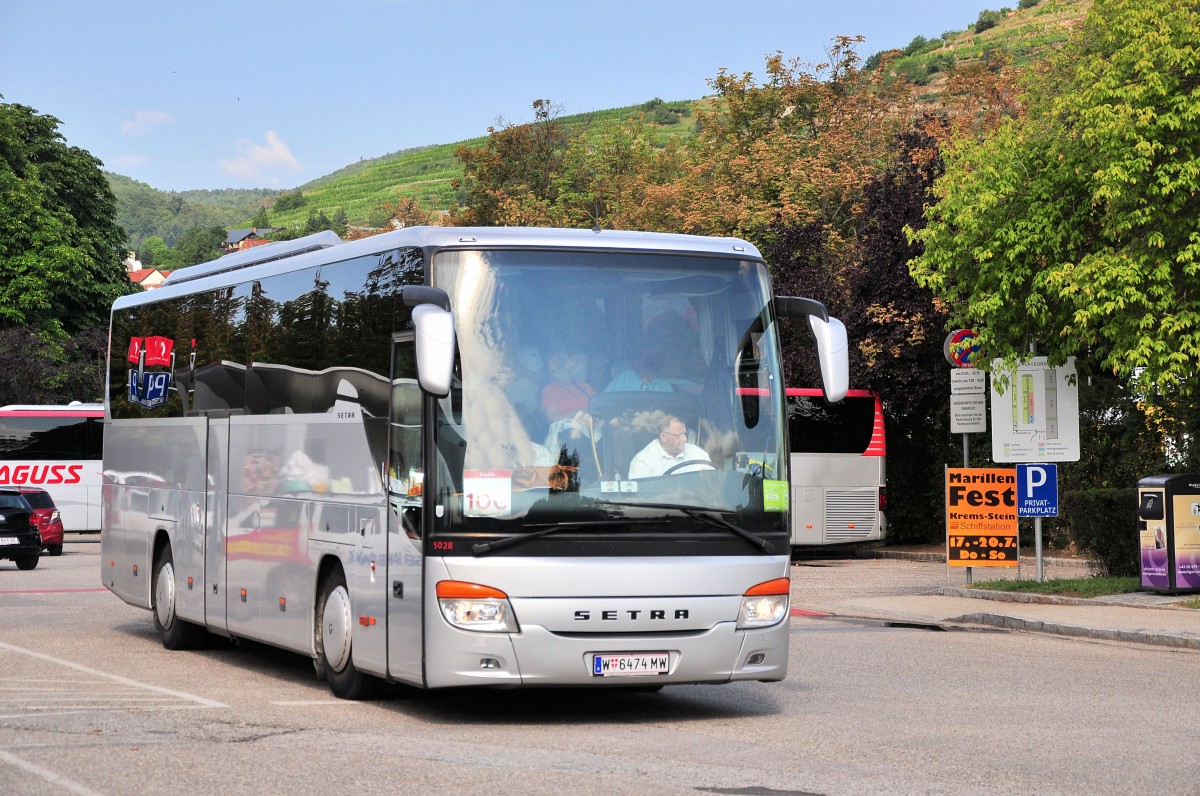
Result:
[1060, 488, 1139, 577]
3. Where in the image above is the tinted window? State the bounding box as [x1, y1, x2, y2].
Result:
[787, 395, 876, 454]
[0, 494, 29, 510]
[0, 417, 93, 460]
[21, 491, 53, 509]
[110, 248, 422, 420]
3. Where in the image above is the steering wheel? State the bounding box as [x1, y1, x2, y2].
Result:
[662, 460, 717, 476]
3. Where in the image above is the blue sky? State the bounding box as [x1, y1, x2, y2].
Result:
[2, 1, 988, 192]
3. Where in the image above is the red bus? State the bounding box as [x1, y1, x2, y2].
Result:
[0, 403, 104, 533]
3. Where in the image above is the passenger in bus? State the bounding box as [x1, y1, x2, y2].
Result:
[540, 350, 595, 423]
[628, 415, 711, 478]
[604, 348, 674, 393]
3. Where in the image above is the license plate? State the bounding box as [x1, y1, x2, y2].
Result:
[591, 653, 669, 676]
[0, 537, 17, 545]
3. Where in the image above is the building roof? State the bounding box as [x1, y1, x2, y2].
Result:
[226, 227, 282, 245]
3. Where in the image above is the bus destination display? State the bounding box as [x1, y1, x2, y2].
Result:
[945, 468, 1018, 567]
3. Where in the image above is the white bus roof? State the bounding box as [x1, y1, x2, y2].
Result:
[116, 226, 762, 311]
[0, 403, 104, 412]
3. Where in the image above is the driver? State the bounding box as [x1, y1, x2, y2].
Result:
[628, 414, 711, 478]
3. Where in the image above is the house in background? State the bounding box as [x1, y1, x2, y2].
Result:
[225, 227, 283, 254]
[122, 252, 171, 290]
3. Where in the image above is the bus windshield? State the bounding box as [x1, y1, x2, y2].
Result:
[428, 249, 788, 545]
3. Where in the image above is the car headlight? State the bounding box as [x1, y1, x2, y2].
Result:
[738, 577, 790, 629]
[436, 581, 519, 633]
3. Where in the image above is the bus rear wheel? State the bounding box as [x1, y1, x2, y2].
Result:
[152, 544, 206, 650]
[314, 569, 377, 700]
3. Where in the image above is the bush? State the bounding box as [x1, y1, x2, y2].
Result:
[274, 191, 307, 212]
[974, 9, 1003, 33]
[1018, 0, 1039, 8]
[1061, 488, 1139, 577]
[903, 35, 929, 56]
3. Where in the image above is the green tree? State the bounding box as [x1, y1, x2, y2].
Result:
[449, 99, 571, 225]
[251, 206, 271, 229]
[172, 225, 226, 267]
[138, 235, 171, 268]
[0, 101, 133, 337]
[910, 0, 1200, 399]
[273, 191, 306, 212]
[331, 207, 348, 236]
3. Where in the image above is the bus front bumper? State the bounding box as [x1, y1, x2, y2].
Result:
[422, 619, 789, 688]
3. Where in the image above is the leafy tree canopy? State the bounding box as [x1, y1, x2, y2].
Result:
[171, 225, 226, 267]
[910, 0, 1200, 398]
[0, 100, 134, 337]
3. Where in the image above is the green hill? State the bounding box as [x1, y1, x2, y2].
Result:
[108, 172, 278, 250]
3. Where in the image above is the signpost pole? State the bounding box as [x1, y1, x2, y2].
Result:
[1030, 341, 1043, 582]
[1035, 515, 1044, 582]
[962, 434, 971, 585]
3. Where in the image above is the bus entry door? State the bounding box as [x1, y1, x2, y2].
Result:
[204, 416, 230, 634]
[386, 337, 424, 685]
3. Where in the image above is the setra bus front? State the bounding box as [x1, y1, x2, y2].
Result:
[409, 241, 847, 687]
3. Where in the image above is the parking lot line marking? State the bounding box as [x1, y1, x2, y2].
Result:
[0, 747, 106, 796]
[0, 642, 227, 709]
[0, 588, 108, 595]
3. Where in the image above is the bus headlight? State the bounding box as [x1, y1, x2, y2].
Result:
[436, 581, 519, 633]
[737, 577, 790, 629]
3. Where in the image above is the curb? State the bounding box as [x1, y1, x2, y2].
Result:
[948, 612, 1200, 651]
[856, 549, 1092, 568]
[937, 587, 1193, 610]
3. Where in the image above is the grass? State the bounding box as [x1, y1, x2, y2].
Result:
[970, 576, 1139, 599]
[1179, 596, 1200, 609]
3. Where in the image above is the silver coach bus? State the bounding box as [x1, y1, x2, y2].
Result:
[101, 226, 847, 698]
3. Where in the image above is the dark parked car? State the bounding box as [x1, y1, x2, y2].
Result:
[19, 487, 64, 556]
[0, 488, 41, 570]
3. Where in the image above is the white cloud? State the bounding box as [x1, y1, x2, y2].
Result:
[113, 154, 148, 168]
[121, 110, 176, 136]
[216, 131, 303, 184]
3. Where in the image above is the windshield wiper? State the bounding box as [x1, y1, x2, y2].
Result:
[594, 500, 774, 553]
[471, 518, 670, 556]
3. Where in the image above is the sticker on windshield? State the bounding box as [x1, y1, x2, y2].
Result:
[763, 479, 789, 512]
[463, 470, 512, 517]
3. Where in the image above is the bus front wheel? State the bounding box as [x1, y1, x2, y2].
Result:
[152, 544, 206, 650]
[314, 569, 377, 700]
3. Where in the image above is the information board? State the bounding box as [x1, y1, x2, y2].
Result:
[946, 468, 1019, 567]
[990, 357, 1080, 462]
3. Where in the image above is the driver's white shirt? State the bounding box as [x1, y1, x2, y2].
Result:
[628, 440, 711, 479]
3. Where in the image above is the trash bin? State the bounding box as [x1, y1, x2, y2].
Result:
[1136, 474, 1200, 595]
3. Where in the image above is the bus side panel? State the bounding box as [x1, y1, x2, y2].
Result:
[222, 413, 388, 660]
[789, 452, 884, 545]
[791, 483, 824, 546]
[100, 475, 151, 609]
[152, 419, 208, 626]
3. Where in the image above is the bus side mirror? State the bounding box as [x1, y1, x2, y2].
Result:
[411, 304, 456, 397]
[808, 315, 848, 403]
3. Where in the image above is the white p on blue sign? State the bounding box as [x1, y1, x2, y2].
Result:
[1016, 463, 1058, 517]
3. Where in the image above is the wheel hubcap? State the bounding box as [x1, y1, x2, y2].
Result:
[321, 586, 352, 672]
[155, 561, 175, 629]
